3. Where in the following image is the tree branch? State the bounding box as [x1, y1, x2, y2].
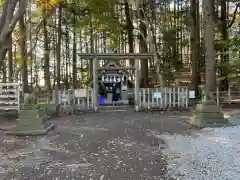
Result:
[0, 0, 10, 32]
[0, 0, 26, 47]
[227, 4, 239, 29]
[8, 0, 26, 33]
[15, 10, 53, 76]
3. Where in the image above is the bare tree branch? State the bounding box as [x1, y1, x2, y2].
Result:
[0, 0, 10, 32]
[8, 0, 26, 34]
[227, 4, 239, 29]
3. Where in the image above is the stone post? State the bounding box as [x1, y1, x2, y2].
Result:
[189, 87, 228, 128]
[5, 88, 54, 136]
[134, 58, 140, 112]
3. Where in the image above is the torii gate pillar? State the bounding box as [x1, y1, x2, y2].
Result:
[93, 58, 99, 112]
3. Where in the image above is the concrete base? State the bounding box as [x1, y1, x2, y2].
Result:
[5, 107, 54, 136]
[39, 104, 57, 116]
[188, 102, 229, 128]
[5, 123, 55, 136]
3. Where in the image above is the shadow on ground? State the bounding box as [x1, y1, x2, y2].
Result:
[0, 110, 191, 180]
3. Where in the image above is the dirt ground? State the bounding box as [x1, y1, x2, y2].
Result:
[0, 110, 192, 180]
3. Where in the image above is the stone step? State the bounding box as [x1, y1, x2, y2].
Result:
[99, 105, 134, 112]
[17, 118, 44, 126]
[18, 109, 45, 119]
[16, 124, 45, 131]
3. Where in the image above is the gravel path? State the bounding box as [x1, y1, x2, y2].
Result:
[160, 109, 240, 180]
[0, 110, 191, 180]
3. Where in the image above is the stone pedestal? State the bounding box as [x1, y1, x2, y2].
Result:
[39, 104, 57, 117]
[5, 105, 54, 136]
[188, 101, 228, 128]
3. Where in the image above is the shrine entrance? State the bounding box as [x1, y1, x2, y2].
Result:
[79, 53, 153, 112]
[97, 60, 134, 106]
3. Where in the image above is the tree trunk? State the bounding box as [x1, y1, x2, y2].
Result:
[19, 16, 29, 93]
[56, 7, 62, 89]
[138, 1, 149, 88]
[124, 0, 134, 65]
[202, 0, 216, 92]
[190, 0, 201, 92]
[64, 17, 69, 89]
[89, 16, 94, 78]
[2, 60, 6, 82]
[55, 7, 62, 114]
[72, 15, 77, 89]
[8, 36, 13, 82]
[0, 0, 26, 69]
[219, 0, 229, 91]
[43, 12, 52, 96]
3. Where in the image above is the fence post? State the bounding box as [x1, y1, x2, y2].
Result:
[62, 89, 66, 110]
[185, 87, 188, 108]
[52, 90, 55, 104]
[216, 86, 219, 106]
[147, 88, 150, 109]
[17, 85, 21, 112]
[228, 85, 231, 104]
[168, 87, 172, 109]
[180, 87, 184, 108]
[172, 87, 176, 108]
[86, 88, 89, 109]
[142, 88, 145, 109]
[177, 87, 180, 108]
[67, 89, 71, 107]
[160, 88, 163, 109]
[58, 90, 61, 105]
[163, 88, 166, 108]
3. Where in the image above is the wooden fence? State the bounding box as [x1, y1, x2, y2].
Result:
[213, 86, 240, 106]
[139, 87, 189, 110]
[4, 85, 239, 113]
[55, 87, 189, 112]
[0, 83, 21, 112]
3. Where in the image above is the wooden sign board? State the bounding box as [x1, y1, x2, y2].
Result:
[189, 90, 195, 99]
[74, 89, 87, 98]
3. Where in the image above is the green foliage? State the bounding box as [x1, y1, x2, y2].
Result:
[158, 27, 188, 84]
[31, 7, 43, 20]
[66, 0, 121, 49]
[72, 0, 120, 31]
[0, 0, 4, 6]
[227, 57, 240, 84]
[229, 37, 240, 51]
[218, 37, 240, 84]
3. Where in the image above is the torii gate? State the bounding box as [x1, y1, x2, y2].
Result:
[78, 53, 154, 112]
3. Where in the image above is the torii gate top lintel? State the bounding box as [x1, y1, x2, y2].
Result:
[78, 53, 153, 59]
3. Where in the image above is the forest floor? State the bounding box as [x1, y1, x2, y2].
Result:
[0, 110, 192, 180]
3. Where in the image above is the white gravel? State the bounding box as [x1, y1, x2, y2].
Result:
[160, 126, 240, 180]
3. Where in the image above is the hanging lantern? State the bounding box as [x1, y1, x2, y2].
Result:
[116, 77, 120, 82]
[101, 75, 105, 82]
[105, 77, 109, 83]
[109, 76, 113, 83]
[113, 76, 116, 83]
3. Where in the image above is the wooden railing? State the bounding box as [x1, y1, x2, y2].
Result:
[54, 87, 189, 111]
[139, 87, 189, 110]
[213, 86, 240, 106]
[0, 83, 21, 112]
